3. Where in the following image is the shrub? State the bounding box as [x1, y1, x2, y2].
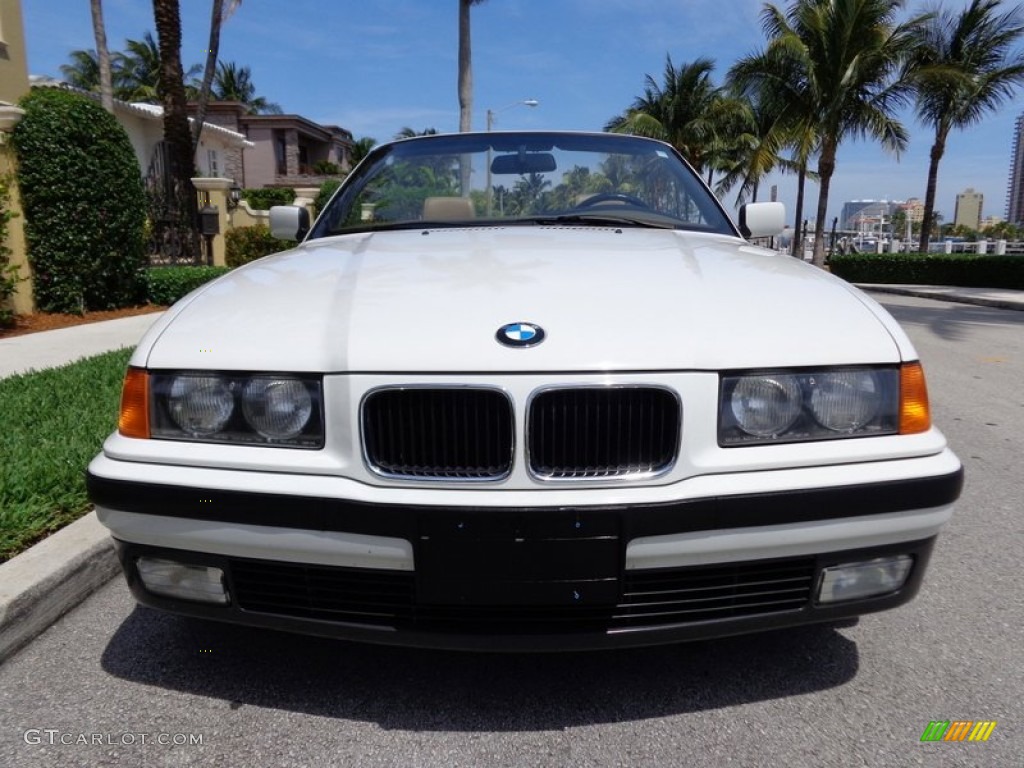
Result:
[312, 160, 341, 175]
[829, 253, 1024, 290]
[146, 265, 231, 305]
[0, 175, 21, 328]
[314, 179, 342, 216]
[242, 187, 295, 210]
[13, 88, 147, 314]
[225, 225, 294, 267]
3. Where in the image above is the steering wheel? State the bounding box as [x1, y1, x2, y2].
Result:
[574, 192, 650, 210]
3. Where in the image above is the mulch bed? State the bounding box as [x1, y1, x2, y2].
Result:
[0, 304, 166, 339]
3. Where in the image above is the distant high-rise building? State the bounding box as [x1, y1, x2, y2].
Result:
[1006, 113, 1024, 224]
[954, 188, 983, 230]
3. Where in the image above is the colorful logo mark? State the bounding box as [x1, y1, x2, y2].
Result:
[920, 721, 997, 742]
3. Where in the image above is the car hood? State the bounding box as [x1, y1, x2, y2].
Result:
[141, 226, 902, 373]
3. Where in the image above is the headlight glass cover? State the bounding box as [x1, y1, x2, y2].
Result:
[151, 372, 323, 448]
[720, 367, 898, 446]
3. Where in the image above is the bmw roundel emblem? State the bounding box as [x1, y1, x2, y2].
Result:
[496, 322, 545, 348]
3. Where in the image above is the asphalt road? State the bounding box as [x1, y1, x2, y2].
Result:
[1, 293, 1021, 768]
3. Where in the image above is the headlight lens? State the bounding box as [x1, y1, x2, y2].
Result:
[151, 372, 323, 448]
[730, 374, 802, 438]
[167, 375, 234, 436]
[720, 368, 899, 446]
[242, 377, 313, 439]
[807, 370, 881, 432]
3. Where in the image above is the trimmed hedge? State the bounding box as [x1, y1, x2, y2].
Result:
[0, 175, 18, 328]
[13, 88, 147, 314]
[242, 187, 295, 210]
[829, 253, 1024, 290]
[146, 266, 231, 305]
[225, 225, 294, 267]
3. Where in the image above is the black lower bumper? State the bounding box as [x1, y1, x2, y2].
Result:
[114, 535, 937, 652]
[92, 468, 961, 651]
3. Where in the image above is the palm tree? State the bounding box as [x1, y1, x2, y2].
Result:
[757, 0, 922, 266]
[729, 44, 820, 256]
[712, 92, 790, 206]
[350, 137, 377, 165]
[192, 0, 242, 151]
[458, 0, 487, 132]
[90, 0, 114, 112]
[212, 61, 282, 114]
[605, 57, 747, 180]
[59, 49, 102, 91]
[908, 0, 1024, 252]
[153, 0, 199, 261]
[395, 127, 439, 139]
[119, 32, 165, 102]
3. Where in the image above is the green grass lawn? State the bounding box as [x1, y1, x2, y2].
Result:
[0, 347, 132, 562]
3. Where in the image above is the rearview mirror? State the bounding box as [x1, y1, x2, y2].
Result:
[738, 202, 785, 239]
[490, 153, 557, 175]
[269, 205, 311, 241]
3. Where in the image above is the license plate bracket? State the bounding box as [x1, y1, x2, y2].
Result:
[416, 509, 621, 607]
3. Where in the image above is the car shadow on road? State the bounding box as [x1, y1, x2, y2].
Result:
[878, 296, 1024, 343]
[100, 607, 858, 731]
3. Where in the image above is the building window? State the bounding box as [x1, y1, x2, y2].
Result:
[275, 131, 287, 176]
[207, 149, 219, 177]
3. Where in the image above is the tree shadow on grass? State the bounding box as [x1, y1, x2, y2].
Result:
[101, 607, 858, 732]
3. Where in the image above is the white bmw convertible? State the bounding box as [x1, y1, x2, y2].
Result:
[88, 131, 962, 650]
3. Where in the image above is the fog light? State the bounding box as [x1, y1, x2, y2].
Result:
[136, 557, 228, 604]
[817, 556, 913, 604]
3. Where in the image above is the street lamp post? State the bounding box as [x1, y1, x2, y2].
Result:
[485, 99, 539, 215]
[486, 98, 539, 131]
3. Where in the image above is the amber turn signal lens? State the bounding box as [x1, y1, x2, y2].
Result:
[899, 362, 931, 434]
[118, 367, 150, 439]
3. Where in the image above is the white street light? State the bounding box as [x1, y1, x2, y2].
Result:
[486, 99, 539, 131]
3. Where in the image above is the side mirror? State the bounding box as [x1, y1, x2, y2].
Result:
[269, 205, 310, 241]
[738, 202, 785, 239]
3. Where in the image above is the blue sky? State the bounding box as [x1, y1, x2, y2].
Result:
[21, 0, 1024, 225]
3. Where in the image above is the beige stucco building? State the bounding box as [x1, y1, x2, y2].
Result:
[0, 0, 29, 106]
[0, 0, 31, 314]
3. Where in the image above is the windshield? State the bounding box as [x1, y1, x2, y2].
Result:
[309, 132, 736, 238]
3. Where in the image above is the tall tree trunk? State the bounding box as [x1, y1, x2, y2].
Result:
[90, 0, 114, 113]
[191, 0, 226, 153]
[918, 129, 947, 254]
[812, 140, 836, 268]
[153, 0, 198, 261]
[791, 162, 806, 258]
[458, 0, 473, 132]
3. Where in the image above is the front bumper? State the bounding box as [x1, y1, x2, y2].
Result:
[88, 454, 963, 651]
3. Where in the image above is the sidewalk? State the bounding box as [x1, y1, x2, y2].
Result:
[1, 283, 1022, 662]
[858, 283, 1024, 311]
[0, 312, 163, 662]
[0, 312, 164, 378]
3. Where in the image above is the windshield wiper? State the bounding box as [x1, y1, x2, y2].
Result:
[527, 213, 677, 230]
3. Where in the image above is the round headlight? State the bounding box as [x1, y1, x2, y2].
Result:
[808, 370, 881, 432]
[168, 375, 234, 436]
[730, 375, 802, 438]
[241, 378, 313, 439]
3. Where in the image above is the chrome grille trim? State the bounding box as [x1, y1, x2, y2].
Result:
[526, 385, 681, 481]
[360, 386, 514, 481]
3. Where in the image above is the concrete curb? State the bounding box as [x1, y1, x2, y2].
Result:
[0, 511, 118, 664]
[858, 284, 1024, 312]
